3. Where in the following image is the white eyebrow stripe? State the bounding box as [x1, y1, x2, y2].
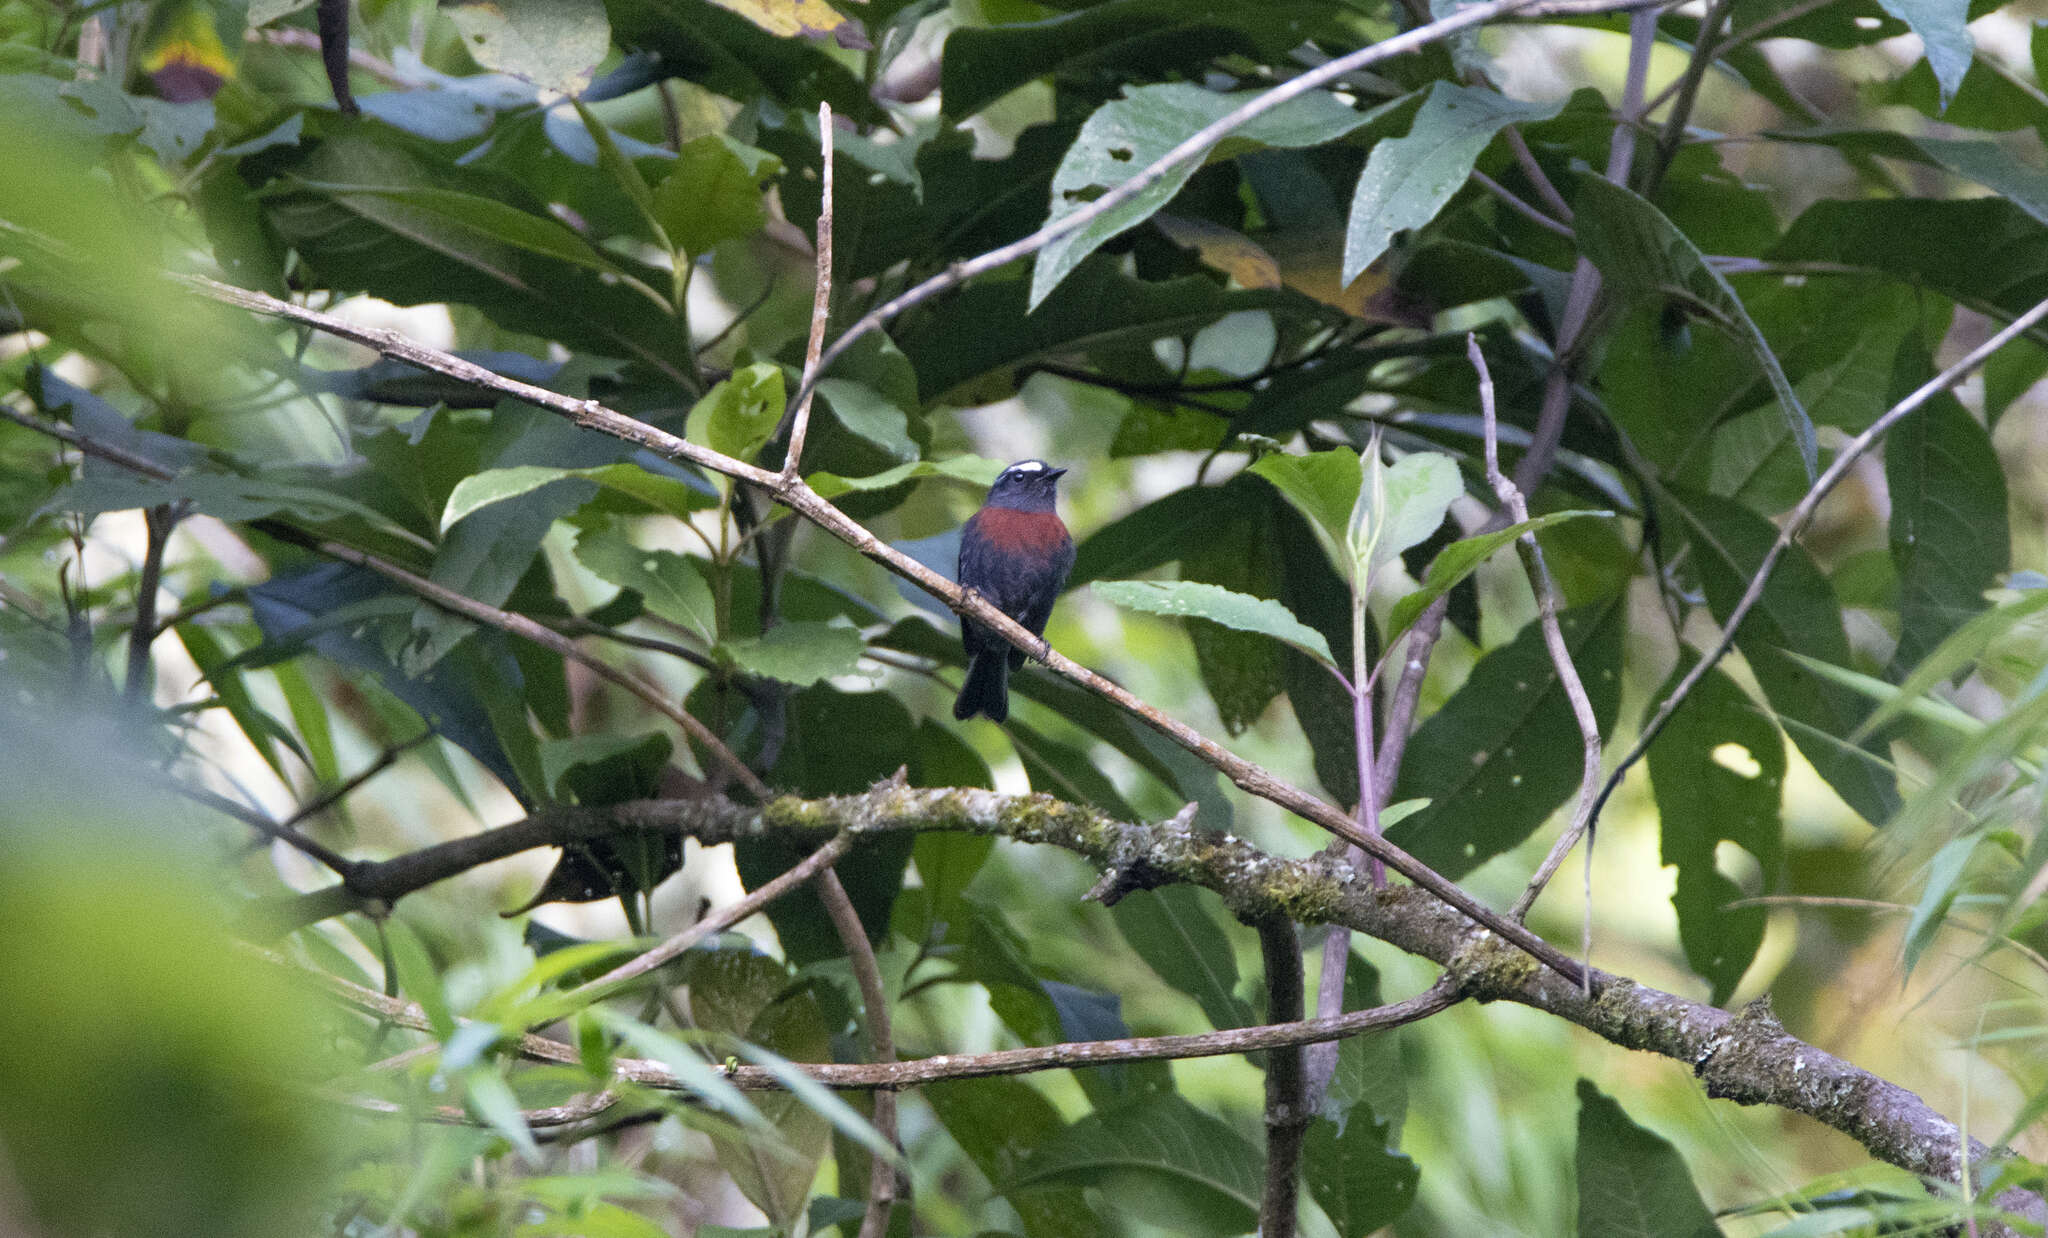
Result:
[1006, 460, 1048, 474]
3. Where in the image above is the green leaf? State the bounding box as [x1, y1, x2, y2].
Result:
[688, 363, 787, 462]
[1575, 176, 1815, 480]
[1006, 1093, 1259, 1237]
[721, 621, 867, 686]
[1304, 1111, 1419, 1237]
[1386, 511, 1611, 645]
[570, 98, 666, 249]
[1357, 449, 1463, 573]
[896, 257, 1314, 404]
[1884, 339, 2009, 676]
[1093, 578, 1336, 666]
[256, 135, 684, 378]
[1647, 653, 1785, 1005]
[653, 133, 781, 255]
[733, 1043, 899, 1163]
[1110, 886, 1257, 1030]
[1574, 1080, 1720, 1238]
[592, 1010, 769, 1128]
[1343, 82, 1562, 285]
[1665, 485, 1899, 826]
[1031, 82, 1372, 308]
[814, 378, 917, 463]
[443, 461, 715, 530]
[1771, 197, 2048, 328]
[1387, 598, 1626, 879]
[1180, 511, 1290, 733]
[574, 529, 718, 641]
[461, 1069, 541, 1166]
[804, 455, 1003, 499]
[925, 1078, 1103, 1238]
[939, 0, 1354, 121]
[1249, 448, 1364, 580]
[1912, 138, 2048, 229]
[280, 181, 622, 276]
[445, 0, 611, 94]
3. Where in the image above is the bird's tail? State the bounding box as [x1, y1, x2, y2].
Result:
[953, 650, 1010, 722]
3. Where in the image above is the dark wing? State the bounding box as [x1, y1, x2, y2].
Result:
[956, 511, 994, 657]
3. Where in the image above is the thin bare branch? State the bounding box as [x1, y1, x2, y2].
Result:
[562, 832, 851, 1007]
[781, 101, 834, 481]
[1471, 339, 1602, 970]
[278, 939, 1460, 1092]
[1591, 293, 2048, 836]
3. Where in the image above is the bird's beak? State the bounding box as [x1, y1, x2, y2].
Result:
[1045, 467, 1068, 480]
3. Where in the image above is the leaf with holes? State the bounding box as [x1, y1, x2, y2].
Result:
[1031, 83, 1372, 309]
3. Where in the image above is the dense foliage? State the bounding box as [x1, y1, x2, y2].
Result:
[4, 0, 2048, 1234]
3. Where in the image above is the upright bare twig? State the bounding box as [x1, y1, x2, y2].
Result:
[781, 101, 834, 481]
[1469, 339, 1602, 971]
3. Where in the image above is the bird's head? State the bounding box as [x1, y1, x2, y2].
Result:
[984, 459, 1067, 512]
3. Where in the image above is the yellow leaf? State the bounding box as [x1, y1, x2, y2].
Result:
[704, 0, 869, 48]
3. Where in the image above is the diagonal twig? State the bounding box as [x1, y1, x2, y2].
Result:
[1587, 293, 2048, 836]
[780, 101, 834, 481]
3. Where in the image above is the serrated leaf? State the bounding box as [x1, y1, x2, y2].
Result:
[1576, 177, 1815, 481]
[574, 529, 718, 641]
[1032, 83, 1372, 308]
[721, 621, 866, 686]
[1386, 511, 1610, 643]
[1094, 579, 1336, 666]
[1343, 82, 1562, 285]
[1575, 1080, 1719, 1238]
[1304, 1111, 1419, 1237]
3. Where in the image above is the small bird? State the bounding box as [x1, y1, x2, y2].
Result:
[954, 459, 1074, 723]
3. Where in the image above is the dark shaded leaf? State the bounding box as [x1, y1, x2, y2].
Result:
[1110, 886, 1256, 1030]
[1387, 598, 1626, 879]
[1574, 1080, 1719, 1238]
[1884, 339, 2008, 676]
[1665, 486, 1899, 826]
[1647, 654, 1784, 1005]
